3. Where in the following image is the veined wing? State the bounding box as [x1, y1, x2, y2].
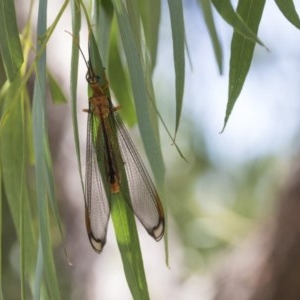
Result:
[85, 113, 110, 253]
[115, 114, 164, 241]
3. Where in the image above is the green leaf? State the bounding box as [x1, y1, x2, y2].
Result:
[34, 238, 43, 300]
[93, 1, 137, 126]
[88, 29, 150, 300]
[126, 0, 142, 53]
[44, 136, 67, 256]
[222, 0, 266, 130]
[198, 0, 223, 73]
[0, 1, 68, 135]
[70, 0, 85, 197]
[93, 0, 114, 66]
[0, 165, 2, 300]
[108, 24, 136, 126]
[33, 74, 60, 300]
[168, 0, 185, 136]
[48, 71, 67, 103]
[88, 31, 106, 83]
[20, 90, 27, 300]
[275, 0, 300, 29]
[0, 54, 6, 87]
[211, 0, 266, 48]
[0, 72, 37, 297]
[0, 0, 23, 81]
[112, 0, 165, 185]
[111, 193, 149, 300]
[137, 0, 161, 70]
[32, 0, 60, 298]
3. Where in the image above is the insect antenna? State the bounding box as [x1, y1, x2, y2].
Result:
[65, 30, 97, 83]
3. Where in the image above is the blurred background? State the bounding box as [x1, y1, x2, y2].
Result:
[4, 0, 300, 299]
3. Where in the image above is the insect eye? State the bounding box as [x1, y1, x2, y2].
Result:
[86, 73, 97, 85]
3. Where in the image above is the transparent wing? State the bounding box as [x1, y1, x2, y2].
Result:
[85, 113, 110, 253]
[115, 115, 164, 241]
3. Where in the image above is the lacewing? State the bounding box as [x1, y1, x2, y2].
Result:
[81, 47, 165, 253]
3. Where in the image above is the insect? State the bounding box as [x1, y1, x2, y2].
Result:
[81, 45, 165, 253]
